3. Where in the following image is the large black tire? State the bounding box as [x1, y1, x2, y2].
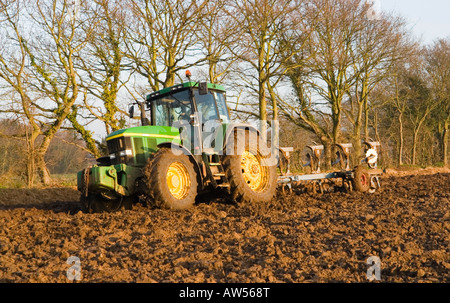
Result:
[143, 147, 198, 210]
[352, 165, 370, 192]
[222, 130, 277, 203]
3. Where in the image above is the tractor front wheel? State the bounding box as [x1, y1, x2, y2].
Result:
[143, 147, 198, 210]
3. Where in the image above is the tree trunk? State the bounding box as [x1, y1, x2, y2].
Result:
[266, 81, 279, 150]
[331, 94, 343, 145]
[364, 97, 370, 141]
[164, 71, 175, 88]
[352, 136, 362, 167]
[373, 110, 384, 167]
[67, 111, 100, 158]
[259, 92, 267, 142]
[164, 53, 176, 88]
[412, 115, 428, 166]
[443, 118, 449, 167]
[23, 118, 41, 187]
[398, 112, 404, 166]
[332, 113, 341, 145]
[25, 132, 39, 188]
[36, 152, 51, 186]
[412, 129, 418, 166]
[34, 121, 67, 186]
[351, 100, 364, 164]
[322, 140, 333, 171]
[258, 40, 267, 142]
[26, 153, 35, 187]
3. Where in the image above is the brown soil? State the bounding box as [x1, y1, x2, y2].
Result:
[0, 172, 448, 283]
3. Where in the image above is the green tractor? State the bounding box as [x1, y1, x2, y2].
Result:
[77, 73, 278, 212]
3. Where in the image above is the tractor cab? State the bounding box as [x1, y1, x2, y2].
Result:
[145, 82, 230, 126]
[128, 76, 231, 156]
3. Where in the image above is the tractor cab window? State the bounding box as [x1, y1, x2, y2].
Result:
[213, 91, 229, 123]
[194, 90, 219, 122]
[153, 90, 192, 126]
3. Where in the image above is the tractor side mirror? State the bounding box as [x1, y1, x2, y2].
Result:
[129, 104, 135, 119]
[199, 82, 208, 95]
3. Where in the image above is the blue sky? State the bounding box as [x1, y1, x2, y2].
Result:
[379, 0, 450, 45]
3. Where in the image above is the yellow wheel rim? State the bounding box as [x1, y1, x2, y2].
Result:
[241, 150, 269, 192]
[166, 162, 190, 199]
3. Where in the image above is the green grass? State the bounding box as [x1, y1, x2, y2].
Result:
[397, 164, 424, 170]
[0, 175, 27, 189]
[433, 162, 445, 168]
[51, 173, 78, 187]
[0, 173, 77, 188]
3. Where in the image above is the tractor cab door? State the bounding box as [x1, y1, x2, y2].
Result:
[194, 90, 229, 123]
[150, 90, 195, 151]
[195, 90, 219, 122]
[193, 90, 229, 153]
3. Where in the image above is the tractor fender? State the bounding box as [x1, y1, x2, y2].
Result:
[156, 142, 203, 188]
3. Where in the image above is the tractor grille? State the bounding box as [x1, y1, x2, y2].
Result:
[107, 136, 133, 165]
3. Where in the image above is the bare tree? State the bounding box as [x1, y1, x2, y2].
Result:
[345, 9, 414, 157]
[75, 0, 130, 138]
[391, 74, 408, 166]
[226, 0, 303, 140]
[25, 0, 96, 184]
[0, 0, 44, 186]
[374, 50, 435, 167]
[280, 0, 363, 166]
[425, 38, 450, 167]
[0, 0, 95, 185]
[195, 0, 239, 84]
[405, 69, 436, 166]
[126, 0, 208, 91]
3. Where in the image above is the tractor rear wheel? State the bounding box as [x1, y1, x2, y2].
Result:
[352, 165, 370, 192]
[223, 131, 277, 203]
[143, 147, 198, 210]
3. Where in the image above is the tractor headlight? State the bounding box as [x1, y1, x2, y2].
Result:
[119, 150, 133, 157]
[109, 149, 132, 160]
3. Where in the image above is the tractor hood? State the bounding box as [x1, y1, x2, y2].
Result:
[105, 125, 181, 167]
[106, 125, 181, 142]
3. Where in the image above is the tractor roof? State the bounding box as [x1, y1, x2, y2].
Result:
[146, 81, 226, 101]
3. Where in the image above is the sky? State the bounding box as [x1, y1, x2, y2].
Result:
[379, 0, 450, 45]
[83, 0, 450, 140]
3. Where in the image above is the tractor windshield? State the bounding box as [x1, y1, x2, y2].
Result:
[153, 90, 192, 126]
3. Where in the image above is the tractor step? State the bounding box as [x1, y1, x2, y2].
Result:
[202, 153, 231, 190]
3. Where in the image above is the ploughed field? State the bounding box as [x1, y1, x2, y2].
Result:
[0, 171, 449, 282]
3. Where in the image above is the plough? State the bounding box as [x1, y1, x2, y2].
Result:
[277, 141, 383, 195]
